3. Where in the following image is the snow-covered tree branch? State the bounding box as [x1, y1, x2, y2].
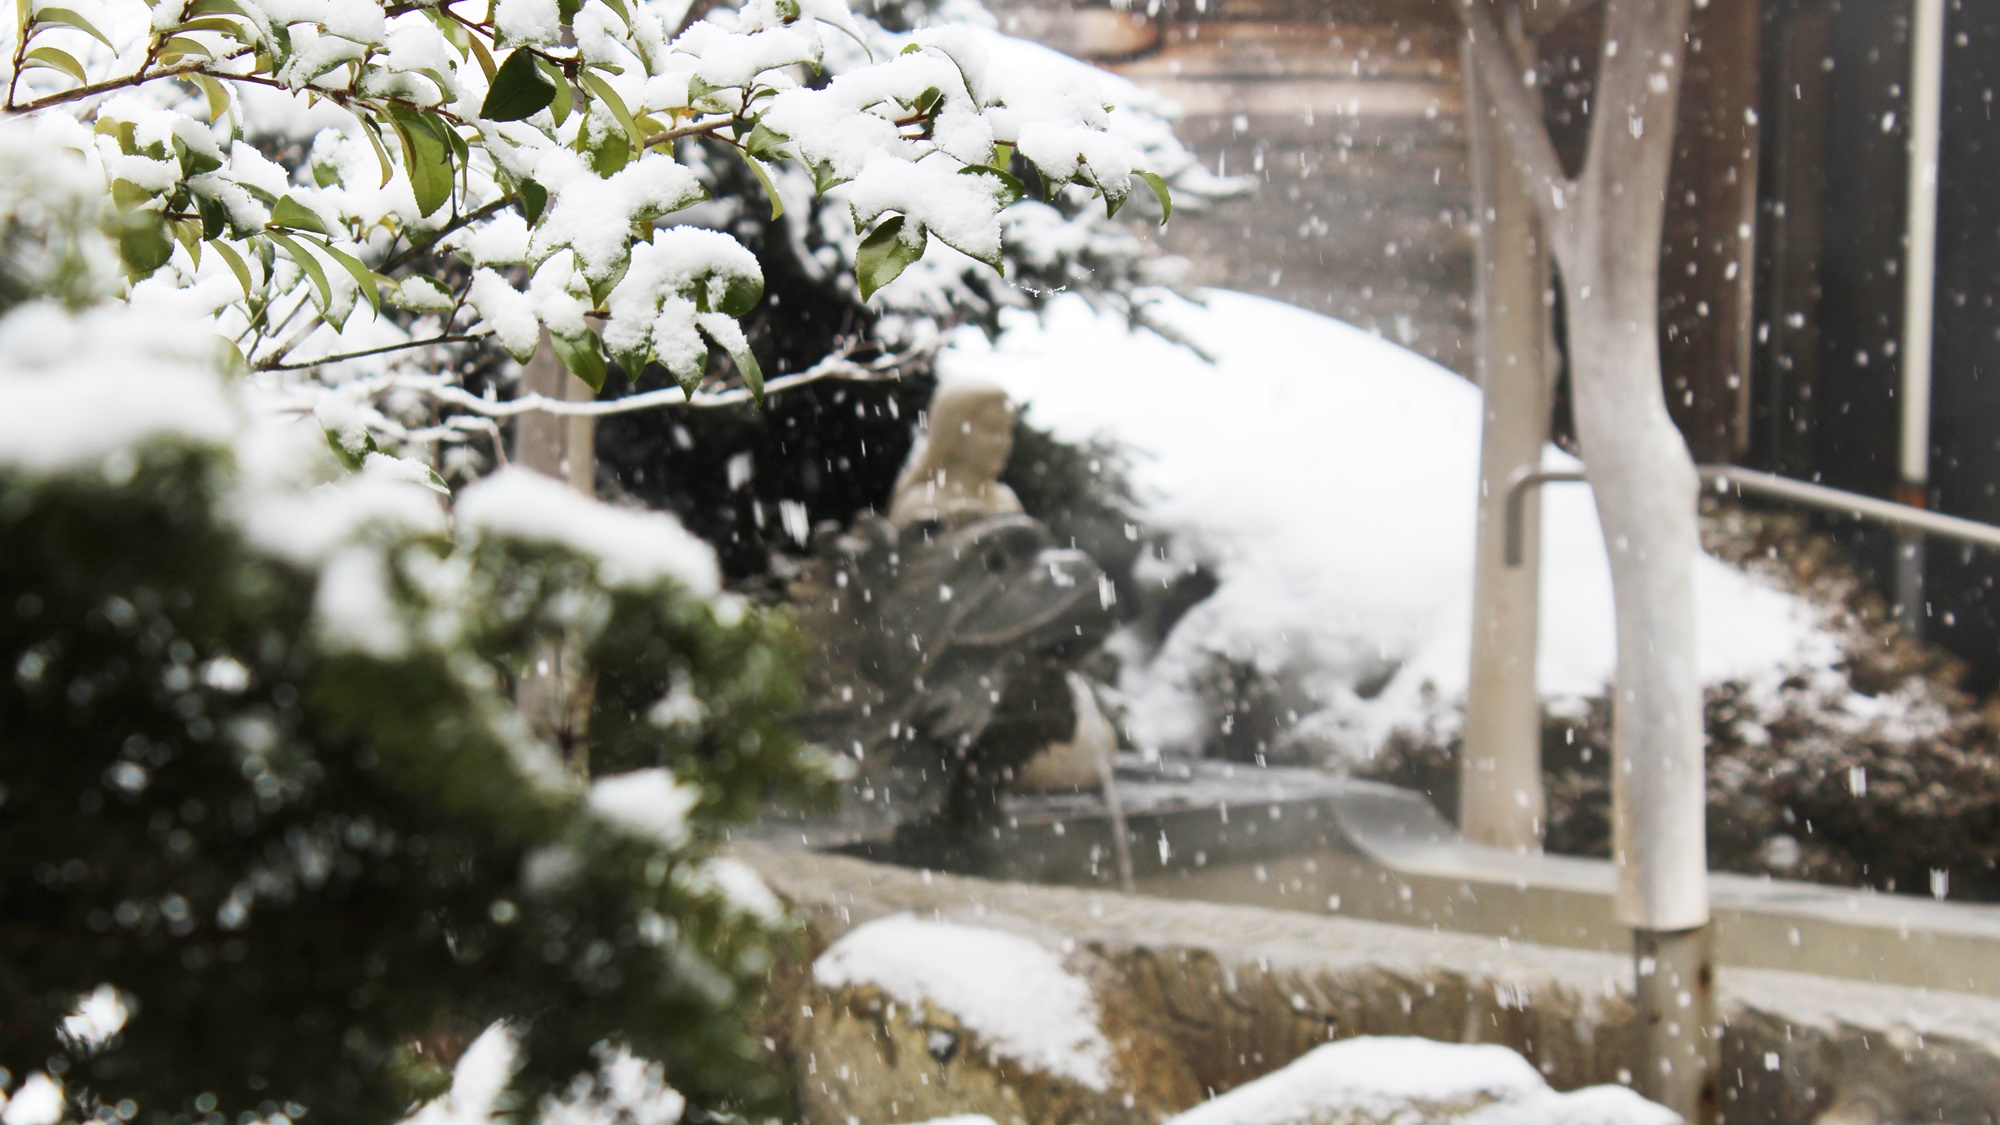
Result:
[0, 0, 1212, 455]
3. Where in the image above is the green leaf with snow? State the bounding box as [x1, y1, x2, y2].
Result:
[22, 45, 86, 83]
[269, 196, 331, 236]
[388, 275, 454, 312]
[482, 48, 558, 122]
[33, 7, 116, 50]
[742, 120, 787, 159]
[732, 148, 784, 220]
[209, 239, 254, 296]
[318, 241, 382, 315]
[855, 215, 924, 301]
[387, 108, 454, 217]
[551, 330, 609, 393]
[518, 178, 549, 224]
[960, 165, 1025, 210]
[266, 231, 334, 318]
[117, 220, 174, 277]
[580, 71, 647, 149]
[699, 319, 764, 408]
[1138, 170, 1174, 223]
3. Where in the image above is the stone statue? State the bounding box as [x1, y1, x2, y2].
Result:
[791, 379, 1115, 832]
[886, 379, 1025, 528]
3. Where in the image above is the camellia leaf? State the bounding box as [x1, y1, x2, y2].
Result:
[855, 214, 925, 301]
[731, 147, 783, 220]
[741, 120, 787, 159]
[1138, 170, 1173, 223]
[192, 73, 231, 124]
[317, 241, 381, 315]
[535, 56, 572, 127]
[550, 331, 608, 393]
[269, 195, 330, 235]
[481, 48, 557, 122]
[209, 238, 254, 296]
[1103, 180, 1129, 219]
[959, 164, 1025, 210]
[196, 194, 226, 241]
[518, 179, 548, 225]
[22, 45, 87, 83]
[265, 230, 333, 314]
[386, 273, 452, 311]
[118, 219, 175, 276]
[387, 107, 453, 217]
[699, 320, 764, 408]
[33, 7, 115, 50]
[715, 270, 763, 319]
[579, 70, 647, 149]
[464, 30, 496, 82]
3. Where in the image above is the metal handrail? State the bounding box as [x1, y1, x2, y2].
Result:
[1503, 464, 2000, 568]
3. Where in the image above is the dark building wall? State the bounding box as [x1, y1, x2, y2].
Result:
[1807, 0, 1909, 504]
[1751, 0, 2000, 687]
[1921, 0, 2000, 680]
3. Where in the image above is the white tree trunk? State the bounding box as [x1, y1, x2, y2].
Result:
[1562, 273, 1706, 930]
[1558, 0, 1705, 933]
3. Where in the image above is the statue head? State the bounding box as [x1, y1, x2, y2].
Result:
[888, 379, 1023, 528]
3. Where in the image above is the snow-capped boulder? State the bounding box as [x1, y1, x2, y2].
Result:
[792, 914, 1199, 1125]
[1164, 1037, 1678, 1125]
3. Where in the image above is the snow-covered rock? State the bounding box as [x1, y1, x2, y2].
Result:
[943, 290, 1840, 759]
[1164, 1037, 1677, 1125]
[795, 915, 1199, 1125]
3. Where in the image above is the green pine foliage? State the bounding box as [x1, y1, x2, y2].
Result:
[0, 357, 832, 1124]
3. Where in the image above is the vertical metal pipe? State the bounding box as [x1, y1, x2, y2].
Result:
[1459, 30, 1553, 852]
[1634, 926, 1720, 1124]
[1897, 0, 1947, 634]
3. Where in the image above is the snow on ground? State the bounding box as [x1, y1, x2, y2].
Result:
[942, 289, 1842, 756]
[1163, 1037, 1676, 1125]
[811, 915, 1113, 1090]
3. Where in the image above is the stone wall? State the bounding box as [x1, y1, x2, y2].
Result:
[743, 843, 2000, 1125]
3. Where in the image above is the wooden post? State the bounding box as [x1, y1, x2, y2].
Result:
[513, 331, 597, 492]
[1459, 28, 1555, 853]
[513, 330, 598, 769]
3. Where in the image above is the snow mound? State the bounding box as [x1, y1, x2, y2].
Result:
[943, 290, 1840, 754]
[811, 915, 1113, 1090]
[1165, 1037, 1675, 1125]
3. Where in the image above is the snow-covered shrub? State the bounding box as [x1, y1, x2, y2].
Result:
[0, 187, 832, 1124]
[587, 0, 1237, 574]
[1361, 501, 2000, 899]
[0, 0, 1200, 456]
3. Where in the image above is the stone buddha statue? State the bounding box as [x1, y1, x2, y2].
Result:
[886, 380, 1025, 528]
[791, 379, 1117, 835]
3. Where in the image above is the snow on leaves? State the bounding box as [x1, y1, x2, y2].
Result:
[1, 0, 1158, 402]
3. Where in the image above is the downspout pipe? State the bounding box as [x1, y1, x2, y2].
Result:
[1897, 0, 1946, 628]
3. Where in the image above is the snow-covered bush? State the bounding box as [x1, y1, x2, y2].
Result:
[0, 149, 832, 1124]
[0, 0, 1193, 444]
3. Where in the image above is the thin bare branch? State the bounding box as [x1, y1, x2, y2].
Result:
[640, 115, 737, 149]
[5, 50, 250, 113]
[373, 340, 938, 416]
[381, 197, 511, 271]
[257, 332, 491, 371]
